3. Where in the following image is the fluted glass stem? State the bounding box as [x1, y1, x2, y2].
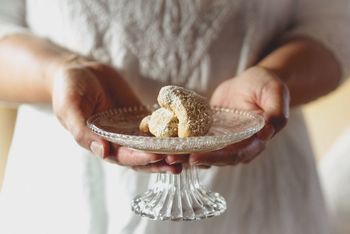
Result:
[131, 166, 226, 221]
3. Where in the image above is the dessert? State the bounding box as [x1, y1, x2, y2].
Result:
[140, 85, 213, 138]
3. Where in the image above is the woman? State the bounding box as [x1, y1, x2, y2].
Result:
[0, 0, 349, 233]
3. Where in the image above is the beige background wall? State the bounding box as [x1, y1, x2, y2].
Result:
[0, 107, 17, 191]
[303, 80, 350, 160]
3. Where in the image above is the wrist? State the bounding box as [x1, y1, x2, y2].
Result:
[45, 52, 92, 101]
[245, 66, 289, 90]
[254, 65, 291, 99]
[255, 65, 285, 82]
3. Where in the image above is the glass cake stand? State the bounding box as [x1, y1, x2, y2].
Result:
[87, 105, 264, 221]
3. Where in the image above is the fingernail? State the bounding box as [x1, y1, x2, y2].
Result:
[167, 158, 184, 165]
[258, 125, 275, 141]
[165, 155, 188, 165]
[189, 160, 201, 166]
[150, 158, 164, 163]
[90, 141, 104, 158]
[169, 161, 182, 165]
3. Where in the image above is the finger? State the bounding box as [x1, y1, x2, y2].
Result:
[189, 138, 265, 166]
[190, 149, 241, 167]
[52, 74, 112, 158]
[165, 154, 189, 165]
[259, 75, 290, 134]
[132, 161, 183, 174]
[256, 123, 275, 141]
[63, 106, 111, 158]
[240, 139, 266, 163]
[189, 138, 252, 166]
[89, 139, 111, 158]
[62, 98, 160, 165]
[108, 146, 166, 166]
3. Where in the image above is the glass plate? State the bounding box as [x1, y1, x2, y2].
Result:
[87, 105, 265, 154]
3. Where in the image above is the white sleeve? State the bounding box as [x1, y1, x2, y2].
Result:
[0, 0, 28, 38]
[285, 0, 350, 82]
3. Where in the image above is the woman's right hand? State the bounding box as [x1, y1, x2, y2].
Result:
[50, 56, 184, 174]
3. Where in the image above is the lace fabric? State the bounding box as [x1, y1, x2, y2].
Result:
[110, 0, 235, 85]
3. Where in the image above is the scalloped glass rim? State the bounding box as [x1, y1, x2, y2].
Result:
[87, 105, 265, 154]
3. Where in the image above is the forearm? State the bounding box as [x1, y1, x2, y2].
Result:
[258, 37, 341, 106]
[0, 34, 74, 103]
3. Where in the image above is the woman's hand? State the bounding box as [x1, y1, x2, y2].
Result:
[189, 66, 290, 166]
[51, 57, 184, 174]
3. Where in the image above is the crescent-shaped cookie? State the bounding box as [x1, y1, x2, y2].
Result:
[157, 85, 213, 138]
[139, 85, 213, 138]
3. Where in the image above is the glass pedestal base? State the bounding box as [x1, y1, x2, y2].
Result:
[131, 166, 226, 221]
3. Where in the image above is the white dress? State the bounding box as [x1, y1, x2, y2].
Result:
[319, 128, 350, 234]
[0, 1, 349, 234]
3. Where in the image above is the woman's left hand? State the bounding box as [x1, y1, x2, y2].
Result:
[188, 66, 290, 166]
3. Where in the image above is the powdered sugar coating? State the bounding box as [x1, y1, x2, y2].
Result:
[139, 115, 151, 133]
[158, 85, 213, 138]
[148, 108, 178, 137]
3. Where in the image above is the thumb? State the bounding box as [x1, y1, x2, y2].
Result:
[57, 101, 111, 158]
[259, 75, 290, 135]
[71, 111, 111, 158]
